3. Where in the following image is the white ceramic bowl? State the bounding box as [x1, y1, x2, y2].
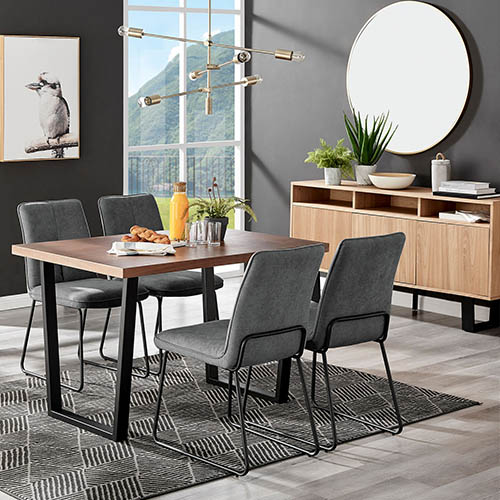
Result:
[368, 173, 416, 190]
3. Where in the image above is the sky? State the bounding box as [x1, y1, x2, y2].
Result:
[128, 9, 236, 96]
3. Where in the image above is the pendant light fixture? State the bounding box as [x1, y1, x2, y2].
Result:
[118, 0, 305, 115]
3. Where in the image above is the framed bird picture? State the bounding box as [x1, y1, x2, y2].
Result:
[0, 35, 80, 162]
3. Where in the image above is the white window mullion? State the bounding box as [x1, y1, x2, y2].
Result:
[179, 3, 187, 183]
[234, 7, 245, 230]
[123, 0, 129, 194]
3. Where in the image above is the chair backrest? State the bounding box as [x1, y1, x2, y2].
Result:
[309, 233, 405, 351]
[17, 199, 95, 291]
[98, 194, 163, 236]
[223, 244, 324, 368]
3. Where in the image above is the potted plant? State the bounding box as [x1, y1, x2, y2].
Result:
[344, 110, 397, 185]
[304, 138, 355, 186]
[188, 177, 257, 241]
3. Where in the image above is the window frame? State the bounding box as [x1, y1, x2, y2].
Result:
[123, 0, 245, 231]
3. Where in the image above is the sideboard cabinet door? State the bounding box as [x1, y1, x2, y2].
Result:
[291, 206, 352, 271]
[417, 222, 490, 297]
[352, 214, 416, 284]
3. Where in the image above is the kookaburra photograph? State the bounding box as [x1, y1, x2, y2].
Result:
[0, 35, 80, 162]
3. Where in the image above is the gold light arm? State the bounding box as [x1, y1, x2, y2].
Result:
[189, 51, 251, 81]
[138, 75, 263, 107]
[118, 26, 305, 62]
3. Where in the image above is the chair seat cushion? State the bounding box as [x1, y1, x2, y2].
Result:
[140, 271, 223, 297]
[30, 278, 149, 309]
[155, 320, 230, 366]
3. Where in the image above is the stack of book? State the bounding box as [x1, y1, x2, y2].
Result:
[434, 180, 500, 199]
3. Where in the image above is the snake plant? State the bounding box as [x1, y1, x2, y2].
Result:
[344, 110, 398, 166]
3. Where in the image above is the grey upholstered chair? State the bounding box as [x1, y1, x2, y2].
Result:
[17, 199, 149, 391]
[97, 193, 224, 376]
[152, 244, 325, 476]
[307, 233, 406, 451]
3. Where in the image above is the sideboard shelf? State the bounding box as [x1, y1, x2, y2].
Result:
[290, 179, 500, 332]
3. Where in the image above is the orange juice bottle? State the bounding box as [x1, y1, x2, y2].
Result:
[169, 182, 189, 240]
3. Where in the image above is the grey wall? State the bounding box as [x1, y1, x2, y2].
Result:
[0, 0, 123, 296]
[245, 0, 500, 235]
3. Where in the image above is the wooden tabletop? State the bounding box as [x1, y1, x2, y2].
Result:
[12, 230, 329, 279]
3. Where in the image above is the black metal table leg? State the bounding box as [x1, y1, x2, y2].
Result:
[312, 273, 321, 303]
[202, 268, 220, 382]
[203, 266, 291, 404]
[112, 278, 138, 441]
[41, 262, 62, 412]
[41, 261, 138, 441]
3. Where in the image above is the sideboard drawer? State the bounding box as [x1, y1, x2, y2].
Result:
[417, 222, 490, 297]
[353, 214, 416, 284]
[291, 205, 352, 271]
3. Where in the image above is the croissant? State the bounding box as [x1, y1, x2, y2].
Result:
[121, 225, 171, 244]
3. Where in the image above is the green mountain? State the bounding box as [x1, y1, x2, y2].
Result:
[128, 30, 236, 147]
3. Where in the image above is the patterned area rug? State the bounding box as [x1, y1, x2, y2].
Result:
[0, 354, 479, 500]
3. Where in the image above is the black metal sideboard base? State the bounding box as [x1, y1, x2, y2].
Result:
[394, 285, 500, 333]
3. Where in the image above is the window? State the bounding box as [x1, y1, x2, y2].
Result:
[124, 0, 245, 230]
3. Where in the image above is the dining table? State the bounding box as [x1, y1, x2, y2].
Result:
[11, 229, 328, 442]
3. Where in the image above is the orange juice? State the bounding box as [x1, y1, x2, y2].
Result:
[169, 182, 189, 240]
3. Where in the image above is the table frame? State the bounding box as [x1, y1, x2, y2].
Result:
[13, 231, 327, 442]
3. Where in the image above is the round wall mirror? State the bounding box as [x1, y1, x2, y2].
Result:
[346, 1, 470, 155]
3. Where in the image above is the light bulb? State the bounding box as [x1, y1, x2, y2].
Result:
[118, 26, 144, 39]
[234, 51, 252, 64]
[138, 95, 161, 107]
[189, 70, 205, 81]
[243, 75, 263, 87]
[291, 51, 306, 62]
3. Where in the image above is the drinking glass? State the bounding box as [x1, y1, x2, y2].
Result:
[207, 221, 222, 246]
[184, 222, 197, 247]
[196, 220, 208, 244]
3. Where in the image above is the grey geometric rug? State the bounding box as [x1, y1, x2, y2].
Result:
[0, 354, 479, 500]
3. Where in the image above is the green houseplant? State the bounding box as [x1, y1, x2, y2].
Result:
[344, 110, 398, 185]
[188, 177, 257, 240]
[304, 138, 355, 185]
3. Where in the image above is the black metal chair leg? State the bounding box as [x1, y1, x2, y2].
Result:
[227, 370, 234, 418]
[152, 353, 250, 476]
[323, 347, 403, 437]
[319, 351, 338, 451]
[230, 360, 320, 457]
[379, 341, 403, 434]
[311, 351, 319, 406]
[84, 302, 152, 379]
[98, 308, 112, 362]
[20, 300, 85, 392]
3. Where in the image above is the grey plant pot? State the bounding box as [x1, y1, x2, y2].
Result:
[205, 216, 229, 241]
[324, 168, 342, 186]
[355, 164, 377, 185]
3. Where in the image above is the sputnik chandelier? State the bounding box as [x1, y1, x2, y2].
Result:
[118, 0, 305, 115]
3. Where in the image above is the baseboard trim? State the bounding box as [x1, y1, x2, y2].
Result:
[0, 292, 31, 311]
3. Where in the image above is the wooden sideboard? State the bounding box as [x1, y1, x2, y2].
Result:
[290, 179, 500, 332]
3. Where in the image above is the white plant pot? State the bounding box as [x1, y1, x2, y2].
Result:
[324, 168, 342, 186]
[355, 164, 377, 185]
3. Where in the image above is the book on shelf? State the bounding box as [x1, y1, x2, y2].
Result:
[433, 191, 500, 199]
[438, 187, 496, 195]
[439, 210, 490, 223]
[439, 180, 490, 190]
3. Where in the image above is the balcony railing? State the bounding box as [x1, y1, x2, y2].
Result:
[128, 154, 235, 199]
